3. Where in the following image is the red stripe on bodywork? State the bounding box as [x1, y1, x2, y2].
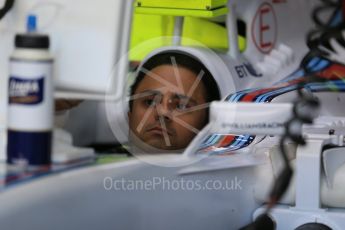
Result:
[217, 135, 236, 147]
[317, 64, 345, 80]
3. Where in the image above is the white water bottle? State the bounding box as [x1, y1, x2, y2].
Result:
[7, 15, 54, 166]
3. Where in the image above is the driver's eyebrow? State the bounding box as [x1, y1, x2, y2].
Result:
[130, 90, 162, 101]
[173, 93, 197, 105]
[140, 90, 162, 96]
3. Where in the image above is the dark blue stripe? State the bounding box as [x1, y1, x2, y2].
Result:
[7, 130, 52, 165]
[330, 10, 342, 27]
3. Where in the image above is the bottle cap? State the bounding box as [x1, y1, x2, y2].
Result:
[15, 34, 50, 49]
[27, 14, 37, 33]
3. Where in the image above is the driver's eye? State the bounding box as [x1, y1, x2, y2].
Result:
[143, 95, 160, 107]
[176, 103, 187, 110]
[144, 99, 155, 106]
[175, 100, 192, 111]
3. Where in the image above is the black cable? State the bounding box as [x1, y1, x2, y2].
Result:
[304, 0, 343, 64]
[0, 0, 15, 20]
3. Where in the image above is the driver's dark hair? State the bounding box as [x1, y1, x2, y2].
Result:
[129, 51, 220, 112]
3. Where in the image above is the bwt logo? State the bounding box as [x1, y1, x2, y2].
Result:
[235, 62, 263, 78]
[9, 77, 44, 105]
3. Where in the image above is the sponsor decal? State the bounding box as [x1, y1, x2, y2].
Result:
[235, 62, 263, 78]
[221, 122, 284, 130]
[251, 2, 278, 54]
[9, 77, 44, 105]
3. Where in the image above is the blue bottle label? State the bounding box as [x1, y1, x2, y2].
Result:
[8, 77, 44, 105]
[7, 130, 52, 166]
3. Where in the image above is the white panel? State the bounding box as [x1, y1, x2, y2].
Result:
[0, 0, 133, 97]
